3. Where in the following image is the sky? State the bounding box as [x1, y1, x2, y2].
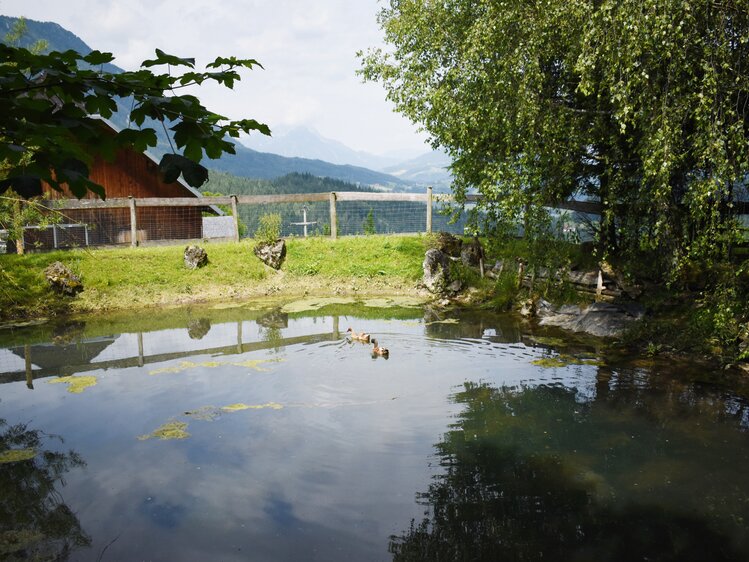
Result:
[0, 0, 430, 157]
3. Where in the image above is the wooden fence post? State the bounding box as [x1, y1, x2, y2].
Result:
[128, 196, 138, 247]
[329, 192, 338, 240]
[426, 185, 433, 234]
[14, 198, 25, 255]
[25, 344, 33, 389]
[230, 194, 240, 242]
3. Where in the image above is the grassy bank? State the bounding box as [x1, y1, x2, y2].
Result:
[3, 234, 747, 368]
[0, 236, 429, 322]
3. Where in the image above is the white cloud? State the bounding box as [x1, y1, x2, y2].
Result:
[1, 0, 428, 154]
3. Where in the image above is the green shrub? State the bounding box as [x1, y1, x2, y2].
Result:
[255, 213, 282, 244]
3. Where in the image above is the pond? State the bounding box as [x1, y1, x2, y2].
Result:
[1, 301, 748, 561]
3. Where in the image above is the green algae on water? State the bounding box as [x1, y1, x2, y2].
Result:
[47, 375, 97, 394]
[138, 421, 190, 441]
[149, 358, 281, 376]
[0, 448, 36, 464]
[532, 354, 605, 369]
[222, 402, 283, 412]
[361, 296, 425, 308]
[281, 297, 356, 313]
[532, 356, 572, 368]
[528, 336, 568, 348]
[182, 402, 284, 421]
[425, 318, 460, 325]
[184, 406, 222, 421]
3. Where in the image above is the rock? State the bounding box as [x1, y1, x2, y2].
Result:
[184, 245, 208, 269]
[44, 261, 83, 297]
[447, 280, 463, 294]
[535, 298, 555, 318]
[423, 249, 452, 294]
[433, 231, 462, 257]
[539, 301, 645, 338]
[254, 239, 286, 270]
[461, 236, 484, 268]
[485, 260, 505, 279]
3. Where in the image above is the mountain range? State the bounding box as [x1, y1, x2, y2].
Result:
[0, 15, 453, 191]
[241, 126, 453, 188]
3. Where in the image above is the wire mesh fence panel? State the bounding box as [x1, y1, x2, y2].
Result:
[336, 200, 428, 235]
[136, 205, 204, 244]
[20, 207, 132, 249]
[238, 201, 331, 238]
[432, 200, 472, 235]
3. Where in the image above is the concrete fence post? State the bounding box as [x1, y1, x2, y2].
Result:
[426, 185, 433, 234]
[329, 192, 338, 240]
[128, 196, 138, 247]
[230, 194, 240, 242]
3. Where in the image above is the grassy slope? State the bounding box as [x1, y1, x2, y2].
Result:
[0, 236, 428, 322]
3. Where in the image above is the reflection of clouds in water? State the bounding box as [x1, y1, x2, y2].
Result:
[139, 496, 188, 529]
[15, 312, 740, 560]
[0, 348, 36, 373]
[264, 495, 299, 528]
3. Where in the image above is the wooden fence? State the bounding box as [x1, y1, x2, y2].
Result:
[0, 187, 601, 249]
[34, 187, 603, 249]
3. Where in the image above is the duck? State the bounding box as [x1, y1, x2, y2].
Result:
[371, 338, 389, 358]
[346, 327, 371, 343]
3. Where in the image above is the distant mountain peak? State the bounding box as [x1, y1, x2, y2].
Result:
[239, 125, 449, 185]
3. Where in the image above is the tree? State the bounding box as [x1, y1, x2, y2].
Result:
[362, 207, 376, 235]
[360, 1, 749, 279]
[0, 419, 90, 560]
[0, 42, 270, 199]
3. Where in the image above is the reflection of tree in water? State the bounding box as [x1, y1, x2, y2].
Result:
[51, 320, 86, 345]
[390, 380, 749, 561]
[257, 309, 288, 351]
[186, 318, 211, 340]
[0, 419, 90, 560]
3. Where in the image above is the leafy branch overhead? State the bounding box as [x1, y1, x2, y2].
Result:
[0, 45, 271, 198]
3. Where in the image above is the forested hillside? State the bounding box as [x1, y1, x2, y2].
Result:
[203, 171, 463, 237]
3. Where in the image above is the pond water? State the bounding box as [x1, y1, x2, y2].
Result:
[1, 302, 748, 561]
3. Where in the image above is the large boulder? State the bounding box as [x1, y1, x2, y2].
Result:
[184, 245, 209, 269]
[44, 261, 83, 297]
[254, 239, 286, 270]
[538, 301, 645, 338]
[423, 249, 452, 294]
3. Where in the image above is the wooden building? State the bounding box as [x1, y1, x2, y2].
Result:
[25, 118, 218, 249]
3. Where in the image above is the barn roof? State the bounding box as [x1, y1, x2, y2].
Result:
[95, 115, 224, 216]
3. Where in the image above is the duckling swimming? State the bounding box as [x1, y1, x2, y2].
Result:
[346, 327, 371, 343]
[371, 338, 389, 358]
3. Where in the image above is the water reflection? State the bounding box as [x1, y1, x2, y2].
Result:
[0, 305, 747, 561]
[0, 419, 90, 560]
[390, 380, 749, 561]
[186, 318, 211, 340]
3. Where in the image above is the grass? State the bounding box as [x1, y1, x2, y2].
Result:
[0, 235, 429, 322]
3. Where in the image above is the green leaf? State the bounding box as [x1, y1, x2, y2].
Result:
[116, 129, 158, 152]
[158, 154, 208, 187]
[141, 48, 195, 68]
[181, 161, 209, 187]
[83, 50, 115, 66]
[0, 176, 42, 198]
[159, 154, 183, 184]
